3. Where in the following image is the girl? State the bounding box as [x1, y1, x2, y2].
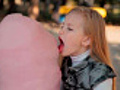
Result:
[58, 7, 116, 90]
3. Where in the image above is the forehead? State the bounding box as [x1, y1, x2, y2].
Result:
[64, 13, 84, 27]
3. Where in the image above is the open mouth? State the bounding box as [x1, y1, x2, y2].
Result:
[58, 37, 64, 53]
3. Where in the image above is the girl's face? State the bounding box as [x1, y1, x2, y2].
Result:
[58, 13, 90, 56]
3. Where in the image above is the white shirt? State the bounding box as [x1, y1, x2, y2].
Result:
[70, 50, 112, 90]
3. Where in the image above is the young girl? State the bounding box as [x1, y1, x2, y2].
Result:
[58, 7, 116, 90]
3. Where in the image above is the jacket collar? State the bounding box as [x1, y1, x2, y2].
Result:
[67, 56, 91, 72]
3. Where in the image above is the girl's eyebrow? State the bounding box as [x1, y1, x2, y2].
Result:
[61, 22, 73, 27]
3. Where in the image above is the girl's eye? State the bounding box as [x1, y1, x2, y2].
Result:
[67, 27, 73, 31]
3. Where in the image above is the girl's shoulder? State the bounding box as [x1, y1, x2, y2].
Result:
[74, 57, 116, 88]
[88, 57, 116, 79]
[86, 57, 116, 88]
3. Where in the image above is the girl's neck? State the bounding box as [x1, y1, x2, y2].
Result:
[70, 47, 90, 56]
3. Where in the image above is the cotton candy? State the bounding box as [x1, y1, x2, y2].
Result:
[0, 14, 61, 90]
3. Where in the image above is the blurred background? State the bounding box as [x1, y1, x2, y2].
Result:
[0, 0, 120, 24]
[0, 0, 120, 90]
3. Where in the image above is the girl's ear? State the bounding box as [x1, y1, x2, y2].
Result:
[82, 36, 91, 47]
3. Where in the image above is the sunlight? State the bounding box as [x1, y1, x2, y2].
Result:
[33, 6, 39, 15]
[15, 0, 23, 5]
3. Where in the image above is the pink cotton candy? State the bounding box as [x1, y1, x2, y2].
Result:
[0, 14, 61, 90]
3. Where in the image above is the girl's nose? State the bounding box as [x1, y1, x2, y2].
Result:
[58, 29, 64, 35]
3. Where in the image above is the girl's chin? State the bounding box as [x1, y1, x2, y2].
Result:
[60, 51, 70, 57]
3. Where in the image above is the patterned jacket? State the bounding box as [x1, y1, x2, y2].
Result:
[61, 56, 116, 90]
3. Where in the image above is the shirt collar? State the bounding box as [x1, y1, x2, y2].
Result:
[70, 50, 90, 67]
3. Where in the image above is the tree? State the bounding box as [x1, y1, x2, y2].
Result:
[75, 0, 94, 7]
[99, 0, 106, 7]
[0, 0, 4, 9]
[7, 0, 16, 14]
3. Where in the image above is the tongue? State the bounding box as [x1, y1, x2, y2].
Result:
[58, 37, 64, 53]
[58, 44, 64, 53]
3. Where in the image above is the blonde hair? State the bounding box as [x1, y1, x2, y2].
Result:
[67, 7, 116, 90]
